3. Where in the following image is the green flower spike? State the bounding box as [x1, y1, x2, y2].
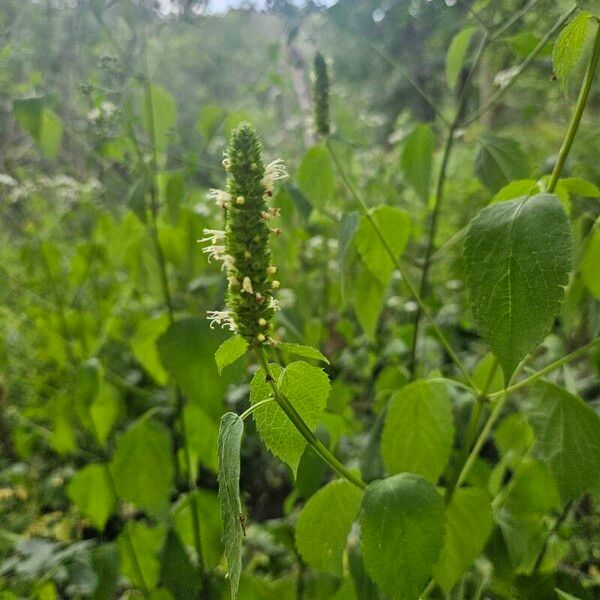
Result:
[203, 122, 287, 345]
[313, 52, 330, 137]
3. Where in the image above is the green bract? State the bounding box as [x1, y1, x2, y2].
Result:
[203, 122, 286, 344]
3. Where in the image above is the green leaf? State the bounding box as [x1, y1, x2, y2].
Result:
[131, 315, 170, 385]
[491, 179, 539, 203]
[553, 12, 592, 83]
[68, 464, 115, 530]
[351, 262, 386, 340]
[526, 382, 600, 502]
[90, 543, 119, 600]
[338, 211, 360, 303]
[142, 84, 177, 151]
[218, 412, 244, 600]
[14, 97, 63, 158]
[117, 522, 165, 591]
[359, 473, 445, 600]
[474, 135, 531, 193]
[196, 104, 223, 140]
[432, 488, 493, 591]
[215, 336, 248, 375]
[581, 223, 600, 298]
[446, 28, 476, 89]
[354, 205, 411, 284]
[556, 590, 583, 600]
[295, 480, 363, 576]
[184, 404, 219, 472]
[381, 380, 454, 482]
[464, 194, 573, 383]
[160, 529, 197, 600]
[250, 361, 330, 475]
[277, 342, 329, 364]
[111, 417, 174, 518]
[560, 177, 600, 198]
[296, 144, 335, 211]
[401, 124, 435, 202]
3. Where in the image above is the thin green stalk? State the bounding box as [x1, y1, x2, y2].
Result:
[490, 0, 541, 41]
[463, 5, 578, 126]
[532, 499, 574, 573]
[325, 140, 478, 394]
[240, 398, 275, 421]
[547, 20, 600, 193]
[254, 347, 366, 490]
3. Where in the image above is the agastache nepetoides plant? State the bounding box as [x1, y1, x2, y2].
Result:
[202, 122, 287, 344]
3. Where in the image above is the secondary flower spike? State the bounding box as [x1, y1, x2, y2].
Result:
[203, 122, 287, 344]
[313, 52, 330, 137]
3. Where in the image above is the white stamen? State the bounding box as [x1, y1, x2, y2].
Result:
[242, 277, 254, 294]
[198, 229, 225, 245]
[206, 310, 236, 331]
[207, 189, 231, 208]
[262, 158, 288, 189]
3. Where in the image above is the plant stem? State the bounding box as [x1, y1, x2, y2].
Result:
[240, 398, 274, 421]
[532, 499, 574, 574]
[254, 346, 367, 490]
[547, 20, 600, 194]
[326, 139, 478, 394]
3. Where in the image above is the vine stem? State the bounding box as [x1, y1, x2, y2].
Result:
[325, 139, 478, 395]
[547, 18, 600, 194]
[254, 346, 367, 490]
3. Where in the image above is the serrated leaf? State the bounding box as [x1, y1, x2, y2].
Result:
[464, 194, 573, 383]
[582, 223, 600, 298]
[553, 12, 592, 83]
[68, 464, 115, 530]
[277, 342, 329, 364]
[218, 413, 244, 600]
[339, 211, 360, 303]
[117, 522, 165, 591]
[401, 124, 435, 202]
[250, 361, 330, 475]
[295, 480, 363, 576]
[446, 28, 476, 89]
[359, 473, 445, 600]
[111, 418, 174, 518]
[381, 380, 454, 482]
[526, 382, 600, 502]
[215, 336, 248, 374]
[432, 488, 493, 591]
[354, 205, 410, 284]
[474, 135, 531, 193]
[296, 144, 335, 211]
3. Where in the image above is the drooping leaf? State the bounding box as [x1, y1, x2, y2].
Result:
[553, 12, 592, 83]
[401, 124, 435, 202]
[432, 488, 494, 591]
[215, 336, 248, 375]
[277, 342, 329, 364]
[464, 194, 573, 383]
[296, 144, 335, 211]
[131, 314, 170, 385]
[142, 84, 177, 151]
[295, 480, 363, 576]
[354, 205, 411, 284]
[359, 473, 445, 600]
[218, 412, 244, 599]
[381, 380, 454, 482]
[526, 381, 600, 502]
[117, 522, 166, 591]
[250, 361, 330, 475]
[581, 223, 600, 298]
[338, 211, 360, 303]
[446, 28, 476, 89]
[474, 135, 531, 193]
[68, 464, 115, 530]
[111, 417, 174, 518]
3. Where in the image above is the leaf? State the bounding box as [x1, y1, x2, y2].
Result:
[196, 104, 224, 140]
[401, 124, 435, 202]
[296, 144, 335, 211]
[160, 529, 197, 600]
[295, 480, 363, 576]
[474, 135, 531, 193]
[351, 262, 387, 340]
[117, 522, 165, 591]
[560, 177, 600, 198]
[576, 0, 599, 16]
[131, 315, 170, 385]
[446, 28, 476, 89]
[250, 361, 330, 475]
[553, 12, 592, 83]
[432, 488, 493, 591]
[142, 84, 177, 151]
[491, 179, 539, 203]
[381, 380, 454, 482]
[277, 342, 329, 364]
[14, 97, 63, 158]
[68, 464, 115, 530]
[215, 336, 248, 374]
[354, 205, 411, 284]
[359, 473, 445, 600]
[111, 417, 174, 518]
[338, 211, 360, 303]
[218, 412, 244, 600]
[184, 404, 219, 472]
[526, 381, 600, 502]
[581, 223, 600, 298]
[464, 194, 573, 383]
[556, 590, 583, 600]
[90, 543, 119, 600]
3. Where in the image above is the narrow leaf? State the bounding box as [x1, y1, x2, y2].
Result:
[446, 28, 476, 89]
[401, 123, 435, 202]
[553, 12, 592, 83]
